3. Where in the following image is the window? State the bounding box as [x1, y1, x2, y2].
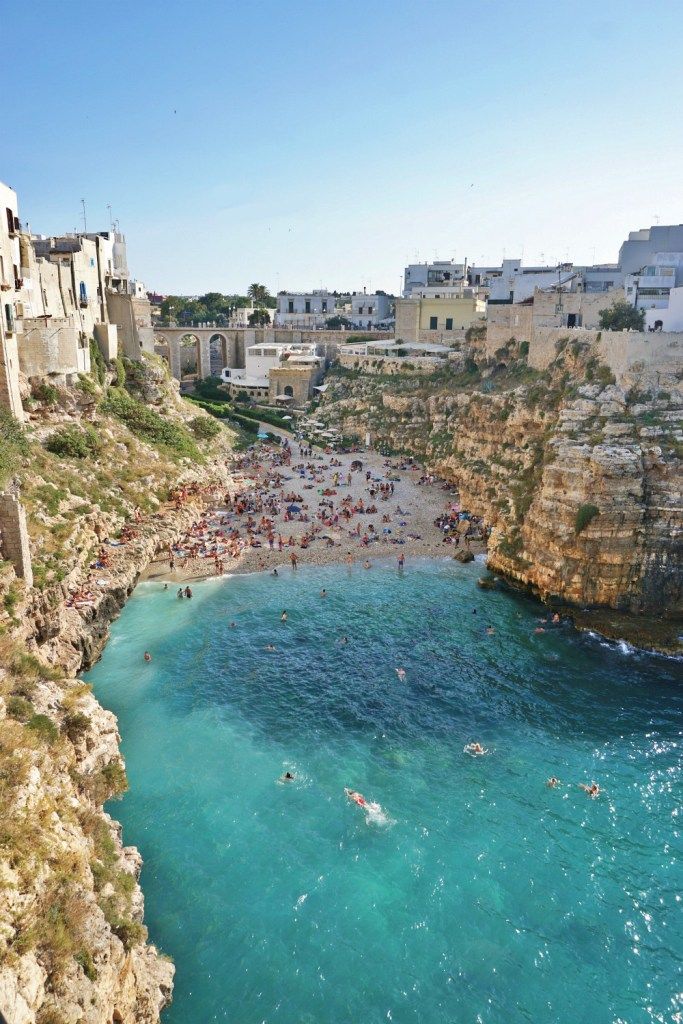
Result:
[445, 317, 453, 330]
[79, 281, 87, 302]
[5, 303, 14, 332]
[368, 306, 373, 314]
[305, 300, 311, 313]
[358, 306, 364, 315]
[429, 316, 438, 329]
[322, 301, 327, 313]
[288, 300, 294, 313]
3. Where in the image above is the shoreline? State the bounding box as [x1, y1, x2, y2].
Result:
[38, 442, 679, 673]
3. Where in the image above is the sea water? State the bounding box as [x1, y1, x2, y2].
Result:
[84, 558, 683, 1024]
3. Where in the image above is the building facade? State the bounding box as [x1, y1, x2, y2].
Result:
[275, 290, 335, 328]
[0, 179, 154, 418]
[403, 260, 466, 297]
[349, 291, 391, 328]
[395, 295, 485, 343]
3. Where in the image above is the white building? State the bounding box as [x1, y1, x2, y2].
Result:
[644, 285, 683, 331]
[221, 341, 321, 399]
[349, 291, 391, 328]
[275, 290, 334, 328]
[403, 260, 466, 297]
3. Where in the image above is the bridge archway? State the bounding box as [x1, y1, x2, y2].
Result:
[209, 333, 228, 375]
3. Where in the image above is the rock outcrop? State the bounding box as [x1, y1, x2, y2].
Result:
[0, 358, 239, 1023]
[318, 349, 682, 642]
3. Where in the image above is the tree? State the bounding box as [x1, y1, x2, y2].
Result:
[248, 283, 271, 307]
[248, 308, 271, 326]
[598, 300, 645, 332]
[325, 315, 353, 329]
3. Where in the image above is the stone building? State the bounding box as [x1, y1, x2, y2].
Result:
[395, 295, 485, 343]
[275, 290, 334, 328]
[0, 182, 25, 419]
[0, 179, 153, 417]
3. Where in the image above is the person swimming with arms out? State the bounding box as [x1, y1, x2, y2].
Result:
[546, 776, 560, 788]
[464, 742, 488, 756]
[395, 667, 406, 682]
[579, 781, 601, 798]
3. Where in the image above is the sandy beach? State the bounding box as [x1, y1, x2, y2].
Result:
[140, 443, 487, 585]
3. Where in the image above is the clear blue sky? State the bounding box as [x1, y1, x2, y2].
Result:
[4, 0, 683, 295]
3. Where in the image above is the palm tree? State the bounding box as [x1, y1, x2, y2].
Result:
[247, 283, 270, 306]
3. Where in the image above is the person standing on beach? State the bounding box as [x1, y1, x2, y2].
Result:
[290, 552, 298, 569]
[398, 554, 405, 569]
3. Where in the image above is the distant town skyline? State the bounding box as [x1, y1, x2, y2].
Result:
[5, 0, 682, 296]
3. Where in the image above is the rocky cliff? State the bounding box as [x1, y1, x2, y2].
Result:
[0, 355, 240, 1022]
[318, 341, 682, 646]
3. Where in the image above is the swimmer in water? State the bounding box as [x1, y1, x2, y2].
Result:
[320, 588, 327, 598]
[363, 560, 372, 570]
[395, 667, 406, 682]
[338, 636, 349, 644]
[279, 771, 295, 782]
[464, 742, 488, 756]
[229, 621, 236, 628]
[547, 776, 560, 788]
[579, 782, 601, 798]
[281, 610, 288, 622]
[264, 644, 277, 652]
[344, 787, 366, 807]
[271, 568, 279, 577]
[486, 625, 495, 635]
[143, 651, 152, 662]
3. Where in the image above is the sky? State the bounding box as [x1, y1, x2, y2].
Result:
[4, 0, 683, 296]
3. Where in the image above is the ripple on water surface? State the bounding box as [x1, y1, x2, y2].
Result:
[85, 558, 683, 1024]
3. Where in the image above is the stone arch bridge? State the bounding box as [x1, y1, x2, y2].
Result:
[152, 328, 242, 381]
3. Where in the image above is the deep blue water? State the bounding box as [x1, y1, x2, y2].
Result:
[84, 558, 683, 1024]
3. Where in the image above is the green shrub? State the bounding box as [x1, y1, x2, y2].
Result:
[32, 381, 60, 406]
[189, 415, 221, 440]
[75, 949, 97, 981]
[99, 760, 128, 799]
[27, 714, 59, 745]
[102, 388, 199, 457]
[112, 356, 126, 387]
[77, 373, 98, 397]
[7, 695, 33, 721]
[46, 425, 102, 459]
[518, 340, 530, 358]
[575, 503, 599, 534]
[62, 712, 91, 743]
[0, 407, 29, 487]
[89, 339, 106, 385]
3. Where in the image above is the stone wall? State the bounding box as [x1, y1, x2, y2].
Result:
[0, 492, 33, 586]
[528, 327, 683, 379]
[18, 318, 89, 378]
[0, 332, 24, 420]
[339, 353, 445, 375]
[94, 322, 118, 361]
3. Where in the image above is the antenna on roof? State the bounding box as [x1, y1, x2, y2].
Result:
[80, 199, 87, 233]
[107, 204, 113, 231]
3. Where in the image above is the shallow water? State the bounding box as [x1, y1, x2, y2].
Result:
[85, 558, 683, 1024]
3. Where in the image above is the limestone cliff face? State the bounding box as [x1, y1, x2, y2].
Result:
[319, 356, 682, 623]
[0, 673, 174, 1024]
[0, 359, 239, 1023]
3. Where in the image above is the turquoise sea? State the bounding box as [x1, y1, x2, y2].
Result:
[84, 558, 683, 1024]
